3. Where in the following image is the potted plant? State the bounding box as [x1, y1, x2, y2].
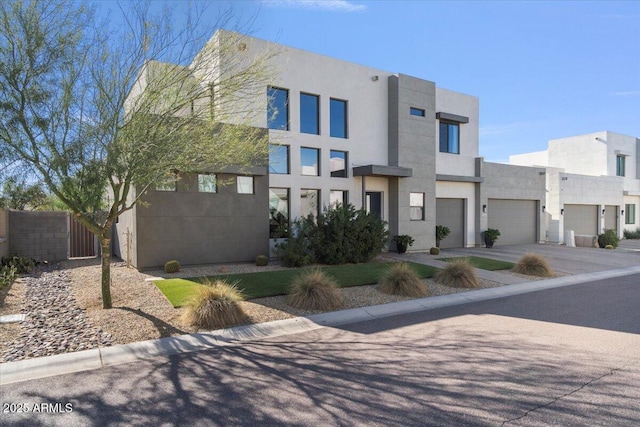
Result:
[483, 228, 500, 248]
[394, 235, 414, 254]
[435, 225, 450, 248]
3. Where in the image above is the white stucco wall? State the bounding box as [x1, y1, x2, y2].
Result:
[510, 150, 548, 167]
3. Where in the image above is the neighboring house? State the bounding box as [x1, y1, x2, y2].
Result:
[510, 131, 640, 243]
[115, 30, 547, 269]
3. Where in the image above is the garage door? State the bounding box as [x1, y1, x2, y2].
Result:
[604, 205, 617, 231]
[436, 198, 464, 248]
[488, 199, 537, 245]
[564, 204, 598, 235]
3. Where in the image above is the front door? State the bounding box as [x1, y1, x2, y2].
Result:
[366, 192, 383, 219]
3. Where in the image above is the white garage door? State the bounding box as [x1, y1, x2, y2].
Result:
[436, 198, 464, 248]
[564, 204, 598, 235]
[488, 199, 537, 245]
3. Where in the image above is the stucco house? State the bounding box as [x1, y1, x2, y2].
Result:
[510, 131, 640, 243]
[114, 30, 547, 269]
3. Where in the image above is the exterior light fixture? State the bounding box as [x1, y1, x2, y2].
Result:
[621, 210, 625, 216]
[371, 75, 379, 81]
[561, 208, 564, 215]
[542, 206, 546, 213]
[482, 204, 487, 213]
[602, 208, 606, 215]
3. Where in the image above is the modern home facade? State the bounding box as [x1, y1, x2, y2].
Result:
[115, 30, 547, 269]
[510, 131, 640, 243]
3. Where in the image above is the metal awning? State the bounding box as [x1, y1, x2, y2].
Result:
[352, 164, 412, 178]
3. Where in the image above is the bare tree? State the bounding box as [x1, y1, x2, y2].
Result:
[0, 0, 276, 308]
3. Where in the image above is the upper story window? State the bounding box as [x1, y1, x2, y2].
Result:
[198, 174, 217, 193]
[300, 93, 320, 135]
[330, 98, 348, 138]
[267, 86, 289, 130]
[616, 155, 626, 177]
[269, 144, 290, 174]
[410, 107, 425, 117]
[237, 176, 254, 194]
[330, 150, 348, 177]
[439, 122, 460, 154]
[301, 147, 320, 176]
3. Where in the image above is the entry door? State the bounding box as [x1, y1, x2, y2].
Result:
[366, 192, 383, 219]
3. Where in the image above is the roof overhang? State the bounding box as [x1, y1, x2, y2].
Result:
[352, 164, 413, 178]
[436, 174, 484, 183]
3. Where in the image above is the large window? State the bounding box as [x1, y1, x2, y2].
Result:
[330, 190, 348, 207]
[330, 98, 348, 138]
[237, 176, 254, 194]
[625, 204, 636, 224]
[300, 93, 320, 135]
[267, 86, 289, 130]
[269, 188, 289, 238]
[198, 174, 217, 193]
[330, 150, 348, 177]
[301, 147, 320, 176]
[439, 122, 460, 154]
[301, 189, 320, 218]
[410, 192, 425, 220]
[617, 155, 626, 177]
[269, 144, 290, 174]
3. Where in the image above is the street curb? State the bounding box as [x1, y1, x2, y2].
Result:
[3, 265, 640, 385]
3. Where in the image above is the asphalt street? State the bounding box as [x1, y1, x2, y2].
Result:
[2, 274, 639, 426]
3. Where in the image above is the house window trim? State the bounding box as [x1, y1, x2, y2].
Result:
[439, 121, 460, 155]
[269, 187, 290, 239]
[300, 188, 321, 219]
[616, 155, 626, 177]
[197, 173, 217, 193]
[409, 192, 425, 221]
[625, 203, 635, 224]
[330, 190, 348, 207]
[269, 144, 290, 175]
[300, 92, 320, 135]
[330, 97, 348, 139]
[330, 149, 348, 178]
[237, 176, 254, 195]
[267, 86, 290, 131]
[410, 107, 425, 117]
[301, 146, 320, 177]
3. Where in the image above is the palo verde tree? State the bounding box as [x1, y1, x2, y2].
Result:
[0, 0, 276, 308]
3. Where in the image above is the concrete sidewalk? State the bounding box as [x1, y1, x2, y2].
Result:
[3, 253, 640, 386]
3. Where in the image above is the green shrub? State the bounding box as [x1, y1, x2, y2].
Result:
[164, 260, 180, 274]
[378, 262, 428, 297]
[1, 255, 35, 274]
[513, 253, 554, 277]
[605, 244, 614, 250]
[598, 229, 620, 248]
[288, 268, 343, 311]
[275, 221, 315, 267]
[255, 255, 269, 266]
[182, 280, 246, 329]
[435, 225, 450, 246]
[623, 227, 640, 239]
[0, 265, 17, 291]
[435, 258, 479, 288]
[430, 247, 440, 255]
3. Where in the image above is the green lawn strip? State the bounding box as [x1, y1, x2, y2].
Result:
[154, 278, 205, 308]
[196, 261, 437, 299]
[440, 256, 514, 271]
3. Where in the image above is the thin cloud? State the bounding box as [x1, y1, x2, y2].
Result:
[611, 91, 640, 97]
[262, 0, 367, 12]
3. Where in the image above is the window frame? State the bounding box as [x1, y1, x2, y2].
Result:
[330, 98, 348, 139]
[300, 188, 321, 219]
[330, 150, 348, 178]
[330, 190, 348, 207]
[300, 92, 320, 135]
[267, 86, 289, 131]
[269, 144, 290, 174]
[410, 107, 425, 117]
[617, 155, 626, 177]
[439, 121, 460, 154]
[269, 187, 290, 238]
[300, 147, 320, 176]
[237, 176, 254, 194]
[409, 192, 425, 221]
[625, 203, 636, 224]
[197, 173, 217, 193]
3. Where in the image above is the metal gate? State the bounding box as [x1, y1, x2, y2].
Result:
[69, 216, 96, 258]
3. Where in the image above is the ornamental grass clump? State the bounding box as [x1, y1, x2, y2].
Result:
[513, 253, 554, 277]
[378, 262, 428, 297]
[288, 268, 343, 311]
[182, 280, 246, 329]
[435, 258, 479, 289]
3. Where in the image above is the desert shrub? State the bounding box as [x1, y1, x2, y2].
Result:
[0, 265, 17, 291]
[1, 255, 35, 274]
[605, 244, 614, 250]
[598, 229, 620, 248]
[623, 227, 640, 239]
[430, 247, 440, 255]
[164, 260, 180, 273]
[255, 255, 269, 266]
[275, 220, 315, 267]
[182, 280, 246, 329]
[378, 262, 428, 297]
[288, 268, 343, 311]
[513, 253, 554, 277]
[435, 258, 479, 288]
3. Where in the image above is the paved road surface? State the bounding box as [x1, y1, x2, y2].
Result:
[2, 274, 639, 426]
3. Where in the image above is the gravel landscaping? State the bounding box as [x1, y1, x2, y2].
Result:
[0, 257, 508, 363]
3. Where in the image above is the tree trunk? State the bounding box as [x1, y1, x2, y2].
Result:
[100, 233, 113, 309]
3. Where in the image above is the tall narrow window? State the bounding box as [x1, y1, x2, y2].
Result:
[267, 87, 289, 130]
[330, 190, 348, 207]
[300, 189, 320, 219]
[300, 93, 320, 135]
[269, 144, 290, 174]
[439, 122, 460, 154]
[617, 155, 626, 177]
[410, 192, 425, 220]
[330, 98, 348, 138]
[625, 204, 635, 224]
[198, 174, 217, 193]
[330, 150, 348, 177]
[269, 188, 289, 238]
[301, 147, 320, 176]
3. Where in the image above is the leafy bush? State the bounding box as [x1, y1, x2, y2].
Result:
[435, 258, 479, 288]
[378, 262, 428, 297]
[0, 265, 17, 291]
[255, 255, 269, 266]
[623, 227, 640, 239]
[275, 221, 315, 267]
[164, 260, 180, 274]
[288, 268, 343, 311]
[598, 229, 620, 248]
[182, 280, 246, 329]
[513, 253, 554, 277]
[435, 225, 450, 245]
[430, 247, 440, 255]
[1, 255, 35, 274]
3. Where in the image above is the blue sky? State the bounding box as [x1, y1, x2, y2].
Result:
[110, 0, 640, 163]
